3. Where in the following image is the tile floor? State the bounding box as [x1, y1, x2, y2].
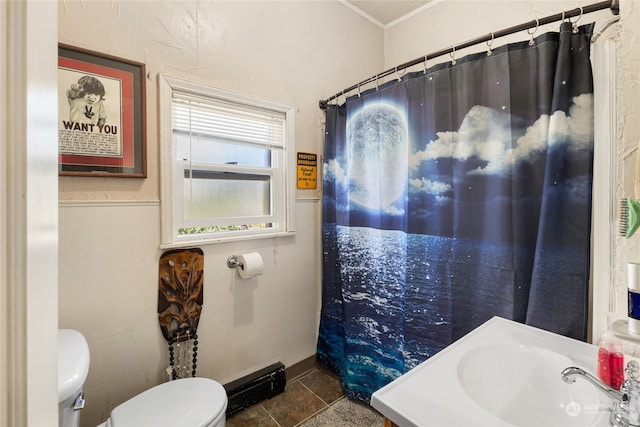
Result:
[226, 365, 385, 427]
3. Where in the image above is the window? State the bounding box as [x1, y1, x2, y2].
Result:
[159, 75, 295, 246]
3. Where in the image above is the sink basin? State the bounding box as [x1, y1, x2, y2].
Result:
[371, 316, 612, 426]
[458, 343, 604, 426]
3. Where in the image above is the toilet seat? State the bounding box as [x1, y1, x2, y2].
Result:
[107, 377, 227, 427]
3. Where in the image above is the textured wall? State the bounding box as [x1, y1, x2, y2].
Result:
[614, 1, 640, 323]
[58, 0, 383, 201]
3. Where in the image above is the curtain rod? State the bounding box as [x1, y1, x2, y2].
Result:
[319, 0, 619, 109]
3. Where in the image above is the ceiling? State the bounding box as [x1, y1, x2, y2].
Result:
[341, 0, 437, 27]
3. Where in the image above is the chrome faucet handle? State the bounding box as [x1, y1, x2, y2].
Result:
[622, 361, 640, 397]
[627, 360, 640, 382]
[621, 361, 640, 426]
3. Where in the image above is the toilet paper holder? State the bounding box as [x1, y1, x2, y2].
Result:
[227, 252, 264, 279]
[227, 255, 240, 269]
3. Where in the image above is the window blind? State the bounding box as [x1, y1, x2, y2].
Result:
[172, 92, 286, 147]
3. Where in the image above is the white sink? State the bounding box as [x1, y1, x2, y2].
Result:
[371, 317, 612, 426]
[459, 343, 604, 426]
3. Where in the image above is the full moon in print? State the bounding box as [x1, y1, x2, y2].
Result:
[346, 103, 408, 211]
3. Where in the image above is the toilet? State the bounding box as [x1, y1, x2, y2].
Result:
[58, 329, 228, 427]
[98, 377, 228, 427]
[58, 329, 91, 427]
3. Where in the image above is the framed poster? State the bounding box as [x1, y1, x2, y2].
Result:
[58, 44, 146, 177]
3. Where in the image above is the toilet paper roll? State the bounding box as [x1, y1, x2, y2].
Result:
[237, 252, 264, 279]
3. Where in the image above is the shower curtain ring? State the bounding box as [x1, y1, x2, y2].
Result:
[527, 19, 539, 46]
[423, 54, 428, 74]
[571, 7, 583, 33]
[375, 74, 379, 91]
[450, 45, 456, 65]
[486, 32, 494, 56]
[357, 82, 361, 97]
[395, 66, 406, 82]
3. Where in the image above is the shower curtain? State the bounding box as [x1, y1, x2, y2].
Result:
[318, 22, 596, 401]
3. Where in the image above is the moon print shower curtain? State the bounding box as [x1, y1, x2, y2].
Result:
[318, 22, 596, 401]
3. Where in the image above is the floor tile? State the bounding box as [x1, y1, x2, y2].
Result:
[298, 368, 345, 404]
[260, 380, 328, 427]
[226, 404, 279, 427]
[226, 365, 383, 427]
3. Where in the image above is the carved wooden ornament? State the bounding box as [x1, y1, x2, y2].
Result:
[158, 248, 204, 342]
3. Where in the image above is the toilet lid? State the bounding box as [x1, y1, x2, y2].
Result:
[109, 378, 227, 427]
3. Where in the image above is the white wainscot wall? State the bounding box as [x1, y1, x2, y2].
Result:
[58, 199, 320, 427]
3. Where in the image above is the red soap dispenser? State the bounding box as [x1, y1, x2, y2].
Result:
[597, 330, 624, 390]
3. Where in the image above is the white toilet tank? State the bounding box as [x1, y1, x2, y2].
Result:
[58, 329, 90, 427]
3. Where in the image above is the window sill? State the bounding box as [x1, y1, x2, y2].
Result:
[159, 230, 297, 249]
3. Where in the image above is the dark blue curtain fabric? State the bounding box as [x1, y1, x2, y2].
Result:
[318, 22, 595, 401]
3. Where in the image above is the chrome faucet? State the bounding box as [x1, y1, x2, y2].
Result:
[561, 360, 640, 427]
[561, 366, 623, 401]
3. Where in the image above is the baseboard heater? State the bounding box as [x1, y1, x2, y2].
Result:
[223, 362, 286, 416]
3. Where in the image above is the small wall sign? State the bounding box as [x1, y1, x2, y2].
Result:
[297, 152, 317, 189]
